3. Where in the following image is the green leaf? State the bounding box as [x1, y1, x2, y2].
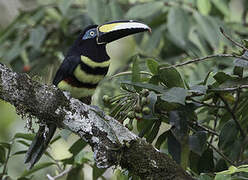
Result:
[146, 91, 158, 115]
[145, 27, 163, 53]
[137, 119, 155, 138]
[28, 26, 47, 49]
[198, 149, 214, 173]
[0, 146, 6, 164]
[211, 0, 230, 17]
[200, 71, 213, 85]
[215, 159, 228, 172]
[67, 165, 83, 180]
[69, 139, 87, 156]
[228, 140, 242, 161]
[236, 164, 248, 173]
[74, 151, 93, 164]
[168, 131, 181, 164]
[233, 66, 243, 77]
[146, 120, 161, 143]
[158, 65, 184, 88]
[189, 152, 200, 174]
[169, 111, 188, 137]
[125, 2, 164, 19]
[190, 85, 207, 94]
[93, 164, 107, 180]
[194, 12, 219, 49]
[234, 51, 248, 67]
[197, 0, 212, 15]
[155, 131, 170, 149]
[16, 140, 30, 147]
[50, 135, 61, 144]
[214, 174, 231, 180]
[20, 162, 54, 177]
[213, 72, 233, 84]
[14, 133, 35, 141]
[149, 75, 160, 85]
[132, 55, 141, 83]
[198, 174, 213, 180]
[218, 120, 238, 150]
[11, 150, 27, 156]
[4, 37, 23, 62]
[58, 0, 75, 15]
[17, 177, 31, 180]
[188, 26, 210, 56]
[114, 169, 129, 180]
[87, 0, 107, 24]
[217, 165, 237, 175]
[167, 7, 190, 49]
[45, 8, 62, 21]
[0, 142, 11, 150]
[146, 58, 159, 74]
[189, 131, 207, 155]
[161, 87, 188, 105]
[109, 1, 123, 19]
[60, 129, 72, 140]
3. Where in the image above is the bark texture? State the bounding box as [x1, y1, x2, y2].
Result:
[0, 63, 194, 180]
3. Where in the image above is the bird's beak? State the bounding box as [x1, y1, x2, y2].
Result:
[96, 20, 151, 44]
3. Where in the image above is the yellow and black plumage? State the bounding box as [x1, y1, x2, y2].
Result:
[24, 20, 151, 168]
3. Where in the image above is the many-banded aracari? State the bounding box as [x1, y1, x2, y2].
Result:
[24, 20, 151, 169]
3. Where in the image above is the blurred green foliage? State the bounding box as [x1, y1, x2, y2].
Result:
[1, 0, 248, 179]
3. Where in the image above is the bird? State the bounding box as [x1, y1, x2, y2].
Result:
[24, 20, 151, 169]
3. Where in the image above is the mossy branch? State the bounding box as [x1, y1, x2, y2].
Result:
[0, 63, 193, 180]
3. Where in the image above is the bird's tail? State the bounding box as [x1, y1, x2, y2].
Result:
[24, 124, 57, 169]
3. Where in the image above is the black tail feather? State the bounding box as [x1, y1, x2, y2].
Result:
[25, 124, 57, 169]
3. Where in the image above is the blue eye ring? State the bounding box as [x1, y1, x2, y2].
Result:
[82, 28, 97, 40]
[90, 31, 95, 36]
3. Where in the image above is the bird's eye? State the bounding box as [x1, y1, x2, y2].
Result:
[90, 31, 95, 36]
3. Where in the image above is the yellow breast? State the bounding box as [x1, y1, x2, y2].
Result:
[73, 65, 105, 84]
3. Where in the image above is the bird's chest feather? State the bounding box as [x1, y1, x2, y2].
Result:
[57, 55, 110, 99]
[73, 55, 110, 84]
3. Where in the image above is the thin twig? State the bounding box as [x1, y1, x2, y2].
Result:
[189, 97, 225, 109]
[161, 54, 248, 69]
[160, 28, 248, 69]
[208, 85, 248, 92]
[47, 166, 73, 180]
[188, 121, 219, 136]
[220, 27, 248, 52]
[206, 140, 235, 165]
[218, 95, 245, 138]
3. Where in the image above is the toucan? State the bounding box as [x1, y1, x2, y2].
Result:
[24, 20, 151, 169]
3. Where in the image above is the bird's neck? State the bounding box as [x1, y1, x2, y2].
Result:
[66, 39, 110, 62]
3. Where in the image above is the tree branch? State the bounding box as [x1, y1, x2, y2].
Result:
[162, 54, 248, 69]
[220, 27, 248, 52]
[0, 63, 193, 180]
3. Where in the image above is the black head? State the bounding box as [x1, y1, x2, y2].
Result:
[67, 20, 151, 62]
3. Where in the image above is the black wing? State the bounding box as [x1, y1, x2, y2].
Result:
[53, 56, 81, 86]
